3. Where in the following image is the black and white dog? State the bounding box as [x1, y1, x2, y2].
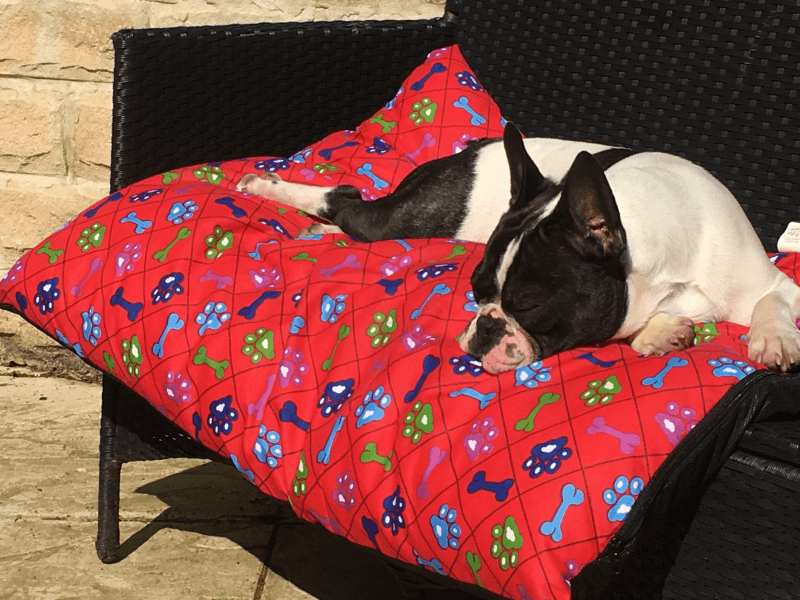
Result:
[237, 124, 800, 374]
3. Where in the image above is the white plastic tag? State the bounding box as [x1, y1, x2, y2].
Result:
[778, 222, 800, 253]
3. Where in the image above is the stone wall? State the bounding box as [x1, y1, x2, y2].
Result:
[0, 0, 444, 375]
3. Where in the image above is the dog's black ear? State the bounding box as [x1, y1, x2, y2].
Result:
[503, 122, 548, 210]
[560, 151, 626, 260]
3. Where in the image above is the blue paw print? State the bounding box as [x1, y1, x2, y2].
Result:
[431, 503, 461, 550]
[320, 293, 347, 324]
[130, 189, 163, 203]
[450, 354, 484, 376]
[381, 485, 406, 536]
[33, 278, 60, 315]
[81, 306, 102, 346]
[708, 356, 756, 380]
[255, 158, 291, 172]
[166, 200, 198, 224]
[196, 301, 231, 335]
[464, 290, 478, 313]
[603, 475, 644, 522]
[355, 386, 392, 428]
[522, 436, 572, 478]
[207, 395, 238, 436]
[415, 263, 457, 281]
[318, 379, 354, 418]
[515, 360, 552, 388]
[151, 272, 184, 305]
[253, 425, 282, 467]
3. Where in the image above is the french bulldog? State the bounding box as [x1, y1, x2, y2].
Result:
[237, 124, 800, 374]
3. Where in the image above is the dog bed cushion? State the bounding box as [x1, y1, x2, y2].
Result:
[0, 44, 791, 600]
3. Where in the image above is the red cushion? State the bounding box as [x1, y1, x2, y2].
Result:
[2, 44, 793, 599]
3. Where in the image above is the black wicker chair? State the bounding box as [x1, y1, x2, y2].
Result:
[98, 1, 800, 598]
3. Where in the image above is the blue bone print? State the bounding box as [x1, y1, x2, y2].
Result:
[411, 62, 446, 91]
[453, 96, 486, 125]
[541, 483, 584, 542]
[450, 386, 495, 409]
[404, 355, 441, 403]
[84, 191, 122, 218]
[120, 211, 152, 233]
[215, 196, 247, 218]
[356, 163, 389, 190]
[642, 356, 689, 388]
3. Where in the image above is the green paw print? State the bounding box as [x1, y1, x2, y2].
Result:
[204, 225, 234, 259]
[77, 223, 106, 251]
[694, 323, 719, 344]
[490, 515, 523, 571]
[409, 97, 437, 125]
[193, 164, 226, 184]
[292, 451, 308, 497]
[367, 310, 397, 348]
[162, 171, 179, 184]
[242, 328, 275, 363]
[121, 335, 142, 378]
[580, 375, 622, 406]
[402, 400, 434, 443]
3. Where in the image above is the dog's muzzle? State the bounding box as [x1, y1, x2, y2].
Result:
[458, 304, 536, 374]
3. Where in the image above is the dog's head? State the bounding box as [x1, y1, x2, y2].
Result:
[459, 124, 629, 373]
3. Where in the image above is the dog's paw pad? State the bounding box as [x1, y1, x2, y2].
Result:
[747, 325, 800, 372]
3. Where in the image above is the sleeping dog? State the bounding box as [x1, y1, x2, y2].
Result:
[237, 124, 800, 374]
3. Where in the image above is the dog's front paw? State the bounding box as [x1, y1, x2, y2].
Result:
[746, 322, 800, 372]
[236, 172, 281, 196]
[630, 313, 695, 356]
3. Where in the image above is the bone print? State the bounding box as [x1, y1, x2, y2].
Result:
[449, 386, 495, 409]
[318, 253, 362, 278]
[109, 287, 143, 321]
[198, 269, 233, 289]
[466, 471, 514, 502]
[586, 416, 641, 454]
[151, 313, 185, 359]
[279, 400, 311, 432]
[417, 445, 447, 499]
[120, 211, 153, 234]
[191, 345, 229, 380]
[317, 415, 345, 465]
[246, 374, 276, 422]
[215, 196, 247, 218]
[404, 354, 440, 403]
[356, 163, 389, 190]
[237, 290, 280, 320]
[410, 62, 446, 91]
[642, 356, 689, 389]
[453, 96, 487, 126]
[404, 133, 437, 166]
[411, 283, 451, 319]
[540, 483, 584, 543]
[70, 257, 103, 297]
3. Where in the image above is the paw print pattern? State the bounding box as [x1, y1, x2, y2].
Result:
[292, 451, 308, 497]
[655, 401, 698, 446]
[151, 273, 184, 305]
[166, 200, 198, 225]
[33, 278, 60, 315]
[693, 323, 719, 344]
[604, 475, 643, 522]
[409, 97, 437, 125]
[431, 503, 461, 549]
[491, 515, 523, 571]
[367, 310, 398, 347]
[402, 400, 434, 443]
[515, 360, 552, 388]
[196, 301, 231, 336]
[463, 290, 478, 313]
[163, 370, 192, 404]
[580, 375, 622, 406]
[450, 354, 484, 376]
[318, 379, 354, 418]
[193, 164, 226, 184]
[76, 223, 106, 252]
[249, 266, 282, 290]
[708, 356, 756, 380]
[415, 263, 456, 281]
[80, 306, 102, 346]
[332, 471, 357, 511]
[114, 242, 143, 275]
[321, 294, 347, 324]
[207, 395, 238, 436]
[121, 335, 142, 378]
[255, 158, 291, 172]
[456, 70, 484, 91]
[382, 485, 406, 536]
[522, 436, 573, 478]
[204, 225, 234, 259]
[278, 346, 308, 387]
[463, 416, 499, 461]
[378, 255, 412, 278]
[242, 328, 275, 364]
[355, 385, 392, 428]
[1, 258, 24, 287]
[253, 425, 282, 467]
[130, 189, 163, 203]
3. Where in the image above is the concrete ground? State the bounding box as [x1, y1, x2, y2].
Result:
[0, 356, 481, 600]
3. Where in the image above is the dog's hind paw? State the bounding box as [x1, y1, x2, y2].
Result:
[236, 172, 281, 196]
[630, 313, 695, 357]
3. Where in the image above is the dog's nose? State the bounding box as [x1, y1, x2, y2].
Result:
[464, 314, 508, 359]
[476, 314, 505, 338]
